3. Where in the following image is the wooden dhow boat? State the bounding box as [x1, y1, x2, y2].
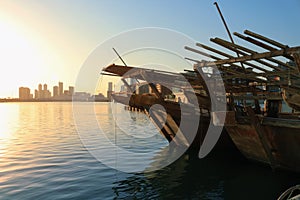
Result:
[185, 29, 300, 173]
[102, 28, 300, 173]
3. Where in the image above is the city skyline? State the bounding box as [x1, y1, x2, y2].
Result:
[19, 81, 75, 100]
[18, 81, 113, 101]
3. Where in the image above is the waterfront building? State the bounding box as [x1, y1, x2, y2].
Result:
[107, 82, 113, 101]
[59, 82, 63, 96]
[19, 87, 32, 100]
[43, 84, 51, 99]
[69, 86, 74, 95]
[38, 83, 43, 99]
[34, 89, 38, 99]
[53, 86, 59, 97]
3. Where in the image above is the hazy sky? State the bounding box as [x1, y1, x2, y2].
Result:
[0, 0, 300, 97]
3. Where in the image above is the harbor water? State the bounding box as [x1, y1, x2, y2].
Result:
[0, 102, 299, 200]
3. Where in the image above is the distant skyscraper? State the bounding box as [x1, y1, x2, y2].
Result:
[108, 82, 113, 92]
[34, 89, 38, 99]
[19, 87, 32, 100]
[42, 84, 50, 98]
[69, 86, 74, 95]
[38, 84, 42, 91]
[107, 82, 113, 101]
[53, 86, 59, 97]
[58, 82, 63, 96]
[38, 83, 43, 99]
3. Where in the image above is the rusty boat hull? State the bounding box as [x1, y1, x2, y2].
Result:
[225, 110, 300, 173]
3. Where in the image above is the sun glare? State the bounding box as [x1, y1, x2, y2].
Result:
[0, 20, 46, 97]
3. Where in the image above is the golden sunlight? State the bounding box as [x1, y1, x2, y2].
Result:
[0, 104, 19, 158]
[0, 20, 46, 97]
[0, 104, 17, 139]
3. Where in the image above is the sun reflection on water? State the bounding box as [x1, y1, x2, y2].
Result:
[0, 103, 19, 152]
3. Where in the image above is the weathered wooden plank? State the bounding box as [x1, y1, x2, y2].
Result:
[195, 42, 269, 76]
[196, 42, 235, 58]
[244, 30, 289, 49]
[185, 46, 253, 75]
[185, 46, 269, 82]
[234, 32, 297, 70]
[195, 46, 300, 67]
[234, 32, 277, 51]
[211, 38, 288, 72]
[210, 38, 278, 71]
[185, 46, 220, 60]
[190, 43, 269, 73]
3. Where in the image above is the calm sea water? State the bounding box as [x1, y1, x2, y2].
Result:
[0, 102, 299, 200]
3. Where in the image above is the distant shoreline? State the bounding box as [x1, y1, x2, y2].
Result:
[0, 99, 110, 103]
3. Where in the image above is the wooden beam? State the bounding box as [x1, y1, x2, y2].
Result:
[195, 46, 300, 67]
[233, 32, 296, 70]
[195, 42, 269, 74]
[209, 38, 275, 72]
[244, 30, 295, 61]
[185, 57, 201, 63]
[234, 32, 277, 51]
[185, 46, 268, 81]
[211, 38, 286, 71]
[196, 42, 234, 58]
[244, 30, 289, 49]
[185, 46, 219, 60]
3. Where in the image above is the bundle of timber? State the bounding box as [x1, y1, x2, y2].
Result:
[185, 29, 300, 112]
[186, 30, 300, 173]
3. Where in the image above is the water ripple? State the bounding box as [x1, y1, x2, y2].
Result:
[0, 102, 299, 200]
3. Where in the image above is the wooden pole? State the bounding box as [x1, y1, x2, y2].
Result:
[234, 32, 277, 51]
[195, 42, 266, 76]
[185, 46, 266, 82]
[233, 32, 297, 70]
[244, 30, 294, 62]
[213, 2, 246, 72]
[195, 46, 300, 67]
[211, 37, 285, 71]
[112, 48, 127, 67]
[244, 30, 289, 49]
